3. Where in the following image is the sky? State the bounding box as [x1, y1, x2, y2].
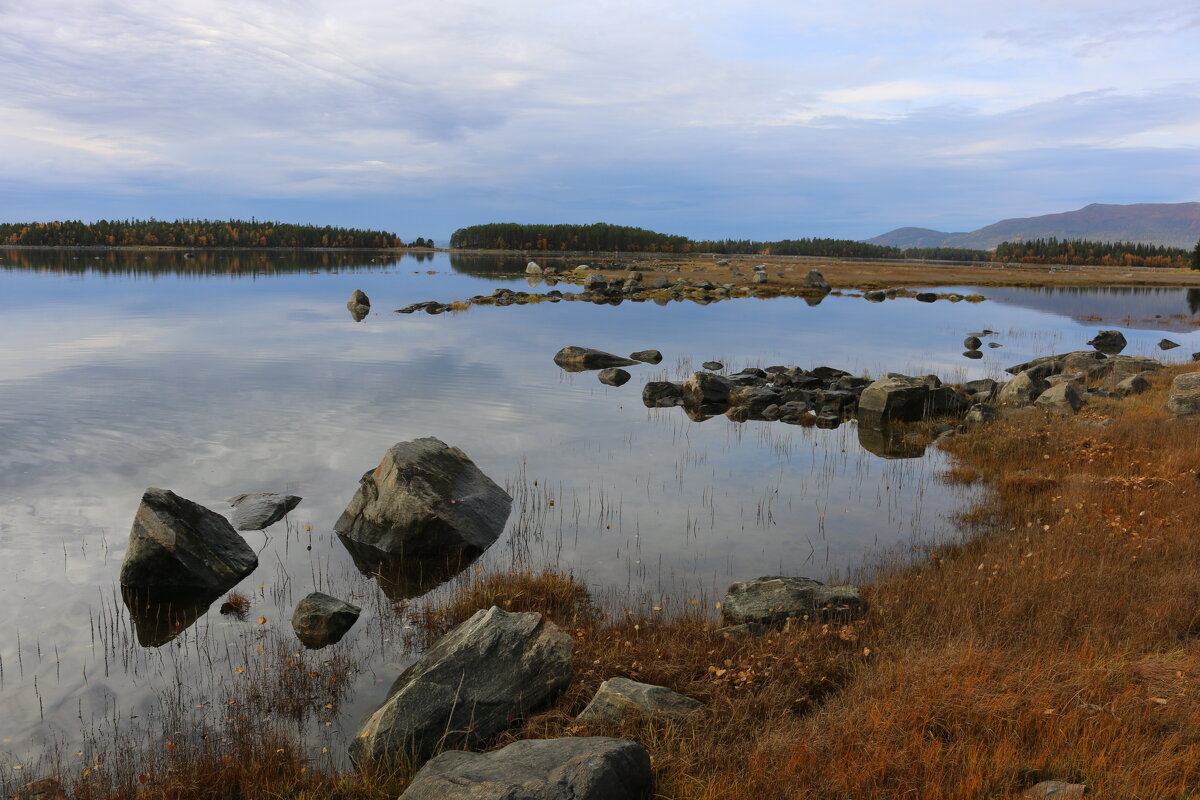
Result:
[0, 0, 1198, 241]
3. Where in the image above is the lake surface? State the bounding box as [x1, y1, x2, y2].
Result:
[1, 249, 1196, 780]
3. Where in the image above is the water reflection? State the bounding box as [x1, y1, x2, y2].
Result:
[121, 586, 222, 647]
[338, 535, 481, 603]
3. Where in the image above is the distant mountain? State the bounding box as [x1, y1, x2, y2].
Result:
[868, 202, 1200, 250]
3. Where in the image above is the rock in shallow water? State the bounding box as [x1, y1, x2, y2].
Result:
[629, 349, 663, 364]
[334, 437, 512, 559]
[226, 492, 301, 531]
[120, 488, 258, 592]
[398, 737, 651, 800]
[598, 368, 631, 387]
[553, 346, 638, 371]
[349, 606, 573, 768]
[291, 591, 361, 648]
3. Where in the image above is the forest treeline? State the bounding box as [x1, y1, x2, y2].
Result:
[0, 219, 403, 248]
[452, 221, 1200, 268]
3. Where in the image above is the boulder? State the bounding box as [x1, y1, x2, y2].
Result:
[702, 361, 724, 371]
[1106, 355, 1163, 377]
[291, 592, 361, 648]
[598, 368, 631, 387]
[1159, 338, 1180, 350]
[577, 677, 702, 722]
[398, 737, 650, 800]
[629, 349, 662, 364]
[997, 371, 1049, 407]
[965, 403, 1001, 424]
[120, 488, 258, 592]
[963, 336, 982, 350]
[730, 385, 783, 414]
[722, 576, 864, 627]
[928, 386, 970, 416]
[1114, 374, 1150, 396]
[681, 372, 736, 407]
[642, 381, 683, 408]
[525, 261, 543, 275]
[752, 272, 768, 284]
[1087, 330, 1127, 354]
[334, 438, 512, 559]
[554, 347, 638, 371]
[226, 492, 302, 531]
[863, 290, 887, 302]
[349, 607, 573, 767]
[348, 289, 370, 309]
[1034, 383, 1083, 414]
[584, 274, 607, 291]
[856, 375, 930, 422]
[962, 378, 997, 400]
[803, 269, 831, 292]
[1168, 372, 1200, 416]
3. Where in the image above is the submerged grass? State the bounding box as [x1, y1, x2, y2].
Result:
[17, 366, 1200, 798]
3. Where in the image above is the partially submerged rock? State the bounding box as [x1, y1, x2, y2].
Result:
[398, 737, 651, 800]
[525, 261, 543, 274]
[723, 576, 865, 627]
[642, 381, 683, 407]
[553, 346, 638, 371]
[291, 591, 361, 649]
[681, 371, 736, 407]
[702, 361, 724, 371]
[629, 349, 663, 364]
[598, 368, 631, 387]
[334, 438, 512, 559]
[226, 492, 301, 531]
[1087, 329, 1127, 354]
[577, 677, 703, 723]
[803, 269, 831, 292]
[120, 488, 258, 592]
[1159, 338, 1180, 350]
[856, 375, 931, 422]
[348, 289, 371, 321]
[350, 607, 573, 767]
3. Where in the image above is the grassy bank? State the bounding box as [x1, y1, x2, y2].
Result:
[32, 366, 1200, 799]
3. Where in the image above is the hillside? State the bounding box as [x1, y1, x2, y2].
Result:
[869, 202, 1200, 250]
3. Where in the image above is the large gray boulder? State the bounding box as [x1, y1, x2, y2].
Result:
[803, 269, 832, 292]
[291, 591, 361, 649]
[120, 488, 258, 592]
[350, 607, 573, 767]
[334, 438, 512, 559]
[1106, 355, 1163, 377]
[398, 737, 651, 800]
[1168, 372, 1200, 416]
[856, 375, 930, 422]
[997, 371, 1049, 407]
[226, 492, 301, 531]
[1087, 330, 1127, 354]
[723, 576, 864, 627]
[681, 371, 736, 407]
[553, 347, 637, 371]
[577, 677, 702, 723]
[1034, 383, 1083, 414]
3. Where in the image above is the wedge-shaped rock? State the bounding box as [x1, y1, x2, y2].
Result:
[681, 371, 736, 407]
[1034, 383, 1082, 414]
[334, 438, 512, 558]
[577, 677, 702, 723]
[553, 346, 636, 371]
[857, 375, 930, 422]
[723, 576, 864, 627]
[226, 492, 301, 531]
[120, 488, 258, 592]
[997, 371, 1048, 407]
[399, 737, 651, 800]
[350, 607, 573, 768]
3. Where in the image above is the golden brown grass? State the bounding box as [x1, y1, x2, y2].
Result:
[39, 366, 1200, 799]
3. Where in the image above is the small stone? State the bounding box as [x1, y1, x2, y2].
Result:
[577, 676, 703, 722]
[915, 292, 937, 302]
[291, 592, 361, 648]
[963, 336, 982, 350]
[1159, 338, 1181, 350]
[525, 261, 542, 274]
[629, 349, 663, 364]
[803, 269, 832, 292]
[598, 368, 631, 387]
[702, 361, 724, 371]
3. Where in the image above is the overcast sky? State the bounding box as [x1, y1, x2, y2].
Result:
[1, 0, 1197, 241]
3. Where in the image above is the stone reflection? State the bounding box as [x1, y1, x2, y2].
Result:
[856, 422, 928, 460]
[121, 586, 220, 647]
[338, 534, 481, 602]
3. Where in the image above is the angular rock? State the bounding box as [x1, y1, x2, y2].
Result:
[1160, 338, 1180, 350]
[803, 269, 831, 292]
[997, 371, 1049, 407]
[120, 488, 258, 592]
[681, 372, 736, 407]
[1114, 374, 1149, 396]
[1106, 355, 1163, 377]
[1034, 383, 1083, 414]
[553, 347, 638, 371]
[1087, 329, 1127, 354]
[525, 261, 543, 274]
[928, 386, 970, 416]
[629, 349, 662, 364]
[598, 368, 631, 387]
[723, 576, 865, 627]
[349, 607, 573, 767]
[642, 381, 683, 408]
[752, 272, 768, 284]
[348, 289, 370, 309]
[965, 403, 1001, 424]
[291, 591, 361, 648]
[1168, 372, 1200, 416]
[857, 375, 930, 422]
[584, 273, 607, 291]
[334, 438, 512, 559]
[577, 677, 702, 722]
[962, 378, 998, 399]
[399, 737, 651, 800]
[226, 492, 301, 531]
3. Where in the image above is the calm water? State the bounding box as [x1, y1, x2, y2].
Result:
[0, 249, 1196, 778]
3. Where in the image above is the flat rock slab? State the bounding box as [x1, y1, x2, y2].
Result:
[577, 677, 702, 722]
[399, 737, 652, 800]
[553, 346, 637, 371]
[334, 437, 512, 558]
[350, 607, 573, 768]
[120, 488, 258, 592]
[723, 576, 864, 626]
[629, 350, 662, 364]
[226, 492, 302, 531]
[291, 591, 361, 648]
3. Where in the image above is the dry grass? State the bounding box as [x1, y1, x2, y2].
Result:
[31, 366, 1200, 799]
